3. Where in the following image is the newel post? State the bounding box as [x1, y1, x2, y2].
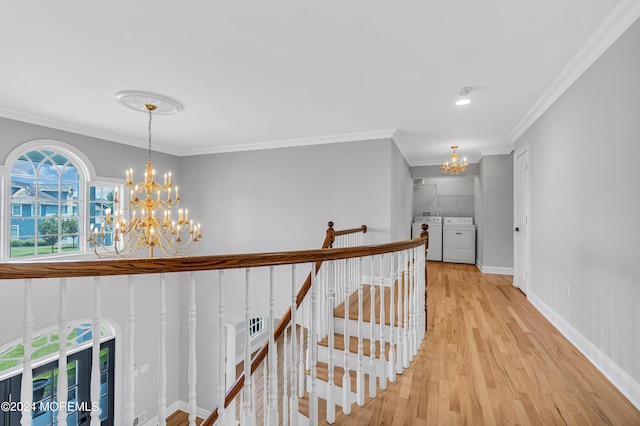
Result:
[326, 221, 336, 248]
[421, 223, 429, 332]
[420, 223, 429, 249]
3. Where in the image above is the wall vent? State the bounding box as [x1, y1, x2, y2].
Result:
[133, 411, 147, 426]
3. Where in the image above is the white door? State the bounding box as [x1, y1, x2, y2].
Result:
[514, 146, 530, 294]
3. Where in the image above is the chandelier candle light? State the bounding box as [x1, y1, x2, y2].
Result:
[441, 145, 469, 175]
[89, 93, 201, 257]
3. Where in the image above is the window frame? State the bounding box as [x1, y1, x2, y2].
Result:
[2, 140, 122, 261]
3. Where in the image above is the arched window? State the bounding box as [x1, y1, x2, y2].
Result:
[10, 149, 82, 258]
[0, 321, 117, 424]
[6, 141, 117, 259]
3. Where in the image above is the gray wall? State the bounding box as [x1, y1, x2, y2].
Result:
[411, 160, 514, 272]
[176, 138, 402, 409]
[1, 121, 408, 416]
[390, 141, 413, 241]
[515, 18, 640, 407]
[0, 118, 183, 423]
[477, 154, 514, 270]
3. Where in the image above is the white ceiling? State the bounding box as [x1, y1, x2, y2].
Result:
[0, 1, 631, 166]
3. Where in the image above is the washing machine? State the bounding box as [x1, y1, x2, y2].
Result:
[443, 217, 476, 264]
[412, 216, 442, 261]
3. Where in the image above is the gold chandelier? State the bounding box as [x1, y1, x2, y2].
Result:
[89, 94, 201, 257]
[441, 145, 468, 175]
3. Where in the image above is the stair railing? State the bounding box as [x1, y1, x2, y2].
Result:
[0, 221, 427, 426]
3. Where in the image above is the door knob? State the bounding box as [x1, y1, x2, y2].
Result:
[514, 227, 520, 232]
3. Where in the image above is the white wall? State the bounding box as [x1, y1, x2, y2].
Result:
[515, 18, 640, 408]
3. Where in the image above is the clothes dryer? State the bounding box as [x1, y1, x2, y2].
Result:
[412, 216, 442, 261]
[443, 217, 476, 264]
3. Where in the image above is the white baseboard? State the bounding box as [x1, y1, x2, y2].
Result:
[528, 292, 640, 411]
[141, 400, 211, 426]
[476, 259, 514, 275]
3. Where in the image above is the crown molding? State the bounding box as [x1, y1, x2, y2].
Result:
[391, 130, 414, 166]
[411, 156, 481, 167]
[478, 146, 514, 156]
[0, 106, 184, 156]
[507, 0, 640, 142]
[178, 129, 398, 156]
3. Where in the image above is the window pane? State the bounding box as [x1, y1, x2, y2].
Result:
[11, 156, 35, 175]
[10, 148, 86, 259]
[61, 163, 80, 181]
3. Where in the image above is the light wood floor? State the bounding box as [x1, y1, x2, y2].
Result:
[326, 261, 640, 425]
[168, 261, 640, 425]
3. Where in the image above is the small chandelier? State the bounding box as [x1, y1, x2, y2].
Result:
[88, 92, 201, 257]
[441, 145, 468, 175]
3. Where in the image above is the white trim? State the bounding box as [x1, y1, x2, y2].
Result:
[140, 400, 210, 425]
[178, 129, 398, 156]
[411, 157, 480, 167]
[528, 291, 640, 412]
[507, 0, 640, 142]
[391, 130, 413, 165]
[0, 107, 163, 156]
[2, 139, 97, 180]
[478, 146, 514, 157]
[476, 259, 514, 275]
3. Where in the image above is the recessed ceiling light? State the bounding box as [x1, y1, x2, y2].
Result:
[455, 87, 472, 106]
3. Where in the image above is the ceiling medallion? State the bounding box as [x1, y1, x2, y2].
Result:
[88, 92, 201, 258]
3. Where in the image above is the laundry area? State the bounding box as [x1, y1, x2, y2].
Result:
[412, 176, 476, 264]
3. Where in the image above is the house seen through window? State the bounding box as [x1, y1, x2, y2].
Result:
[9, 146, 116, 259]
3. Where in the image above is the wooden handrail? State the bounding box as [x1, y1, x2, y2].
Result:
[0, 222, 426, 426]
[334, 224, 367, 237]
[0, 238, 423, 280]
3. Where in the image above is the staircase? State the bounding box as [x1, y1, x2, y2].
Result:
[295, 266, 423, 424]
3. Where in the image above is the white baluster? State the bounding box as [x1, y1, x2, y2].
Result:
[252, 372, 257, 425]
[406, 251, 413, 361]
[356, 257, 365, 406]
[396, 252, 404, 375]
[217, 271, 227, 426]
[263, 361, 268, 426]
[158, 274, 168, 425]
[403, 251, 410, 369]
[90, 277, 102, 426]
[326, 260, 336, 424]
[298, 296, 305, 399]
[290, 265, 299, 426]
[378, 254, 387, 391]
[125, 275, 136, 425]
[57, 278, 69, 426]
[342, 253, 352, 415]
[188, 271, 198, 425]
[421, 246, 427, 334]
[318, 263, 327, 341]
[20, 279, 33, 426]
[412, 248, 419, 356]
[368, 257, 377, 398]
[282, 327, 289, 426]
[309, 264, 319, 425]
[388, 252, 396, 383]
[242, 269, 254, 426]
[267, 267, 278, 425]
